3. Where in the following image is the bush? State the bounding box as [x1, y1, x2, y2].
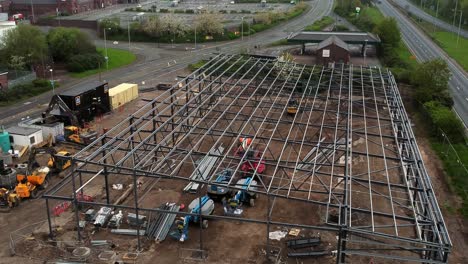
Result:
[32, 79, 50, 87]
[66, 53, 105, 73]
[424, 101, 466, 143]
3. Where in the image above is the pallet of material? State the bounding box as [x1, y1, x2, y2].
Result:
[184, 145, 224, 193]
[146, 203, 180, 242]
[287, 237, 321, 249]
[287, 251, 328, 258]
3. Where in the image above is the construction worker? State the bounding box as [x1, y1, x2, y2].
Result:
[235, 137, 252, 157]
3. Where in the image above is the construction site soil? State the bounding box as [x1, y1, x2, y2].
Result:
[0, 72, 466, 264]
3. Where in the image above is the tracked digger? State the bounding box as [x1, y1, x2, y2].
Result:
[15, 147, 71, 199]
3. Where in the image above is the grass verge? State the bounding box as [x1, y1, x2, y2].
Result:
[71, 47, 136, 78]
[304, 16, 334, 31]
[431, 140, 468, 217]
[405, 13, 468, 71]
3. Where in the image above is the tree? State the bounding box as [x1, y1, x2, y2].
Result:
[424, 101, 465, 142]
[161, 14, 187, 38]
[194, 13, 224, 36]
[47, 27, 96, 62]
[9, 55, 26, 78]
[143, 15, 163, 38]
[412, 59, 452, 106]
[254, 12, 272, 25]
[1, 25, 48, 65]
[99, 17, 121, 36]
[375, 18, 401, 48]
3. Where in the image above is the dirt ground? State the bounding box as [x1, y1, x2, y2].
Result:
[1, 67, 467, 264]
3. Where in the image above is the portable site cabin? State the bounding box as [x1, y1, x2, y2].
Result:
[55, 81, 111, 125]
[108, 83, 139, 110]
[6, 126, 43, 148]
[18, 117, 64, 144]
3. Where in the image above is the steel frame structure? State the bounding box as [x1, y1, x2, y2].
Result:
[44, 54, 451, 263]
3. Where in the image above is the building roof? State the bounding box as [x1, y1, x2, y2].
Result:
[12, 0, 56, 4]
[288, 31, 381, 44]
[6, 126, 41, 136]
[60, 81, 107, 97]
[316, 36, 349, 51]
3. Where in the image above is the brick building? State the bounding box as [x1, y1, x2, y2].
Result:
[10, 0, 118, 19]
[316, 35, 350, 66]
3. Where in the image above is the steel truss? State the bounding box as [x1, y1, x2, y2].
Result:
[44, 54, 451, 263]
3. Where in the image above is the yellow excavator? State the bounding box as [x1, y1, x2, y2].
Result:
[64, 126, 97, 145]
[14, 147, 71, 199]
[287, 99, 299, 115]
[0, 188, 20, 212]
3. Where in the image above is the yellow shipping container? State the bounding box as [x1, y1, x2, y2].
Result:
[109, 83, 139, 110]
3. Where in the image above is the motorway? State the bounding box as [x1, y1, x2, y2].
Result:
[0, 0, 333, 127]
[377, 0, 468, 127]
[390, 0, 468, 38]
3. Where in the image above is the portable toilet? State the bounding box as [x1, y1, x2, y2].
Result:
[0, 129, 10, 153]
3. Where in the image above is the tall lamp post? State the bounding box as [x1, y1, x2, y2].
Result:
[49, 68, 55, 95]
[103, 27, 111, 70]
[30, 0, 35, 22]
[241, 16, 244, 41]
[456, 10, 463, 48]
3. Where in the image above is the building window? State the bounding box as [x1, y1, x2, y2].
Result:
[29, 136, 35, 145]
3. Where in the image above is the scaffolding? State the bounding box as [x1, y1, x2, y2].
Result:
[44, 54, 451, 263]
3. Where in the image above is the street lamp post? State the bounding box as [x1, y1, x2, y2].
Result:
[241, 17, 244, 41]
[452, 0, 459, 32]
[30, 0, 35, 23]
[103, 27, 110, 70]
[49, 69, 55, 95]
[456, 10, 463, 48]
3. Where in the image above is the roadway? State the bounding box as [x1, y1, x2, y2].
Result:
[377, 0, 468, 127]
[390, 0, 468, 38]
[0, 0, 333, 127]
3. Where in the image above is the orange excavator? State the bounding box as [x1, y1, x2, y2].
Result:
[15, 167, 49, 199]
[14, 147, 70, 199]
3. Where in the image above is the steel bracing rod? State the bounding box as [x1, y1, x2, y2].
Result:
[60, 158, 429, 224]
[142, 60, 297, 193]
[134, 58, 277, 170]
[326, 63, 346, 224]
[93, 55, 248, 166]
[97, 54, 250, 165]
[245, 63, 312, 194]
[218, 62, 300, 190]
[368, 67, 398, 236]
[73, 164, 422, 203]
[106, 56, 256, 168]
[270, 64, 335, 196]
[42, 195, 340, 232]
[386, 71, 451, 248]
[359, 66, 375, 232]
[134, 57, 278, 172]
[341, 250, 445, 264]
[347, 65, 354, 228]
[378, 67, 423, 241]
[74, 54, 225, 159]
[307, 64, 335, 202]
